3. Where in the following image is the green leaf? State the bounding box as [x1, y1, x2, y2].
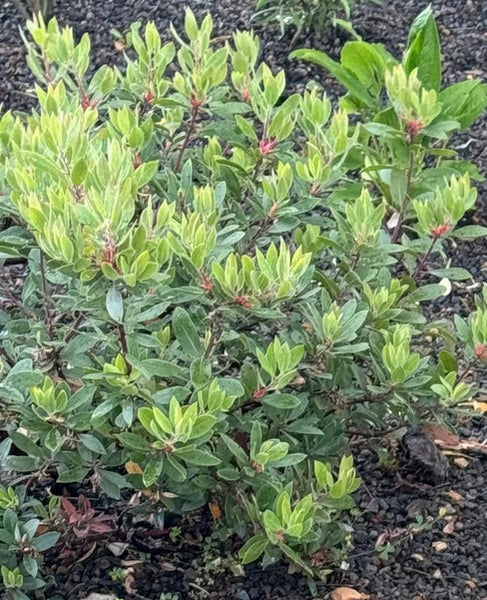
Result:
[291, 49, 376, 108]
[239, 534, 269, 564]
[340, 41, 387, 97]
[172, 307, 202, 357]
[32, 531, 60, 551]
[408, 284, 447, 303]
[6, 456, 39, 472]
[190, 357, 212, 389]
[57, 467, 90, 483]
[143, 458, 164, 487]
[220, 433, 248, 464]
[189, 415, 217, 439]
[439, 80, 487, 129]
[176, 447, 221, 466]
[271, 453, 307, 467]
[451, 225, 487, 240]
[278, 542, 313, 575]
[71, 159, 88, 185]
[263, 393, 300, 410]
[403, 5, 441, 91]
[138, 359, 186, 380]
[117, 432, 150, 450]
[79, 434, 106, 455]
[10, 432, 43, 458]
[430, 267, 472, 281]
[217, 467, 240, 481]
[106, 286, 124, 323]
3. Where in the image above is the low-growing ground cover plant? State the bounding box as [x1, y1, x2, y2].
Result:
[0, 6, 486, 596]
[252, 0, 383, 47]
[252, 0, 364, 46]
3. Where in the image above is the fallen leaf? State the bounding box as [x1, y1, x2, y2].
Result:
[442, 520, 456, 535]
[83, 592, 117, 600]
[114, 40, 125, 52]
[461, 400, 487, 414]
[209, 501, 222, 520]
[432, 541, 448, 552]
[331, 587, 370, 600]
[423, 423, 487, 455]
[453, 457, 469, 468]
[422, 423, 461, 446]
[107, 542, 128, 556]
[125, 461, 143, 475]
[445, 490, 463, 502]
[123, 568, 136, 595]
[121, 560, 144, 568]
[159, 561, 177, 571]
[439, 277, 452, 296]
[76, 541, 97, 563]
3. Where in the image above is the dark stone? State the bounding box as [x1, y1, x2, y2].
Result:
[399, 427, 449, 484]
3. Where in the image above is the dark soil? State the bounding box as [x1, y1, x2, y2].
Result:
[40, 419, 487, 600]
[1, 0, 486, 598]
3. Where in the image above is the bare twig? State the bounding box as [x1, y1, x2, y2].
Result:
[175, 104, 200, 172]
[39, 251, 54, 339]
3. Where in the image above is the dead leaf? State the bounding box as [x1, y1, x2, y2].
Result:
[159, 561, 177, 571]
[331, 587, 370, 600]
[432, 541, 448, 552]
[125, 461, 143, 475]
[122, 568, 136, 595]
[453, 457, 469, 468]
[386, 212, 400, 229]
[439, 277, 452, 296]
[445, 490, 463, 502]
[461, 400, 487, 414]
[209, 501, 222, 520]
[422, 423, 460, 446]
[107, 542, 128, 556]
[81, 595, 118, 600]
[75, 541, 97, 563]
[121, 560, 144, 568]
[114, 40, 125, 52]
[442, 520, 456, 535]
[36, 522, 50, 535]
[423, 423, 487, 455]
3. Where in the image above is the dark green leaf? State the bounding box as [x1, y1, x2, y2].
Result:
[172, 307, 202, 357]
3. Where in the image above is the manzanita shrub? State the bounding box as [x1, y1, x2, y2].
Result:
[0, 7, 486, 595]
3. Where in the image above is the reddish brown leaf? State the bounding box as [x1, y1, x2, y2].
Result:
[209, 501, 222, 520]
[330, 587, 370, 600]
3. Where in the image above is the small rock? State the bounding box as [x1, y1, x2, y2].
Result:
[399, 427, 449, 484]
